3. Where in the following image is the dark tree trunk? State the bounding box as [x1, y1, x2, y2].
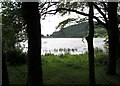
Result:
[2, 53, 9, 86]
[22, 2, 43, 86]
[118, 31, 120, 58]
[85, 2, 96, 86]
[107, 2, 118, 75]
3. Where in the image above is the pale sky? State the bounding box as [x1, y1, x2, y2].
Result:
[41, 13, 82, 36]
[41, 3, 120, 36]
[2, 1, 120, 36]
[41, 8, 89, 36]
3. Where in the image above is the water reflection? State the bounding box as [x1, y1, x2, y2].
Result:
[19, 38, 105, 55]
[41, 38, 105, 55]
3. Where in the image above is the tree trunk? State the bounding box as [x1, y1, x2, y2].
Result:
[86, 2, 96, 86]
[2, 53, 9, 86]
[107, 2, 118, 75]
[118, 31, 120, 58]
[22, 2, 43, 86]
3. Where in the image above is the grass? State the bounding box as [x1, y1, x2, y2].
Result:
[7, 64, 27, 85]
[7, 50, 120, 85]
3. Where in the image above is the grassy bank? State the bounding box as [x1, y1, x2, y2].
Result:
[7, 50, 120, 85]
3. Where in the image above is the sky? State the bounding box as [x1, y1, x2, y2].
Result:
[41, 2, 120, 36]
[0, 1, 88, 36]
[41, 13, 82, 36]
[41, 8, 89, 36]
[1, 1, 119, 36]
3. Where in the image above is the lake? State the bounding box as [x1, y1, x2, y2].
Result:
[41, 38, 106, 55]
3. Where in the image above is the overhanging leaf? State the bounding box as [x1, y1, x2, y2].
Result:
[56, 18, 76, 30]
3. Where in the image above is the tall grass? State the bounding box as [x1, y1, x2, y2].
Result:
[7, 50, 120, 85]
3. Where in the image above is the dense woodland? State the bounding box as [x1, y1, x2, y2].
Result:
[1, 1, 120, 86]
[48, 22, 107, 38]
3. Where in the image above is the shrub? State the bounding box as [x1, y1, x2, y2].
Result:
[3, 48, 27, 65]
[95, 53, 108, 66]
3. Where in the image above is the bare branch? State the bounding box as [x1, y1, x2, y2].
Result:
[93, 3, 108, 23]
[41, 9, 57, 16]
[56, 7, 106, 27]
[40, 2, 106, 27]
[40, 2, 59, 17]
[101, 2, 108, 12]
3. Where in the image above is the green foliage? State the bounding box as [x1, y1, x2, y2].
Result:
[55, 2, 108, 38]
[2, 2, 27, 66]
[1, 2, 27, 51]
[53, 22, 89, 38]
[94, 25, 107, 38]
[56, 18, 76, 29]
[94, 49, 108, 66]
[58, 2, 87, 16]
[4, 48, 27, 65]
[7, 64, 27, 84]
[7, 52, 120, 85]
[53, 22, 107, 38]
[55, 1, 88, 32]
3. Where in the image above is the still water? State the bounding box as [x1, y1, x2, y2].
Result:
[41, 38, 105, 55]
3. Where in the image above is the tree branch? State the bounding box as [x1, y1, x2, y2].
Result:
[101, 2, 108, 12]
[41, 9, 58, 16]
[40, 2, 59, 17]
[93, 3, 108, 23]
[56, 7, 106, 27]
[40, 5, 106, 27]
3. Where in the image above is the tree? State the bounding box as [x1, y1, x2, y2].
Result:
[2, 2, 27, 50]
[107, 2, 118, 75]
[2, 53, 9, 86]
[49, 2, 96, 85]
[22, 2, 43, 86]
[85, 2, 96, 86]
[49, 2, 119, 75]
[119, 30, 120, 58]
[1, 2, 26, 85]
[1, 2, 27, 66]
[91, 2, 119, 75]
